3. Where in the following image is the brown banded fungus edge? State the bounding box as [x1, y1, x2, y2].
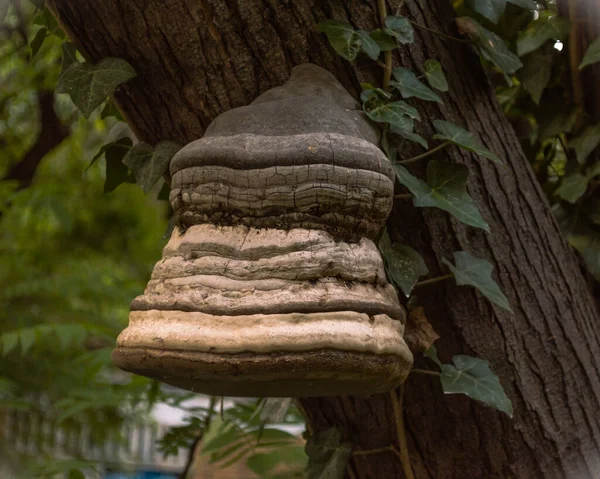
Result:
[112, 64, 414, 397]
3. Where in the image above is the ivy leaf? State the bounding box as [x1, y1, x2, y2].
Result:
[391, 125, 429, 149]
[569, 124, 600, 164]
[520, 49, 553, 104]
[458, 17, 523, 74]
[426, 346, 513, 417]
[29, 28, 47, 61]
[100, 100, 123, 120]
[123, 141, 182, 193]
[316, 21, 361, 61]
[395, 161, 491, 231]
[555, 173, 589, 204]
[580, 37, 600, 70]
[423, 60, 448, 92]
[507, 0, 537, 9]
[384, 16, 414, 44]
[379, 234, 429, 297]
[391, 67, 442, 103]
[305, 428, 351, 479]
[357, 30, 380, 60]
[87, 136, 132, 172]
[360, 83, 392, 100]
[56, 57, 137, 118]
[442, 251, 511, 311]
[104, 138, 135, 194]
[465, 0, 507, 24]
[363, 92, 420, 131]
[432, 120, 502, 163]
[369, 29, 397, 51]
[60, 42, 78, 76]
[517, 16, 570, 57]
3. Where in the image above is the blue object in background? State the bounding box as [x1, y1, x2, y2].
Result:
[105, 470, 178, 479]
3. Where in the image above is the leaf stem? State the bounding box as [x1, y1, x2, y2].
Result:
[397, 141, 450, 165]
[414, 273, 454, 288]
[390, 387, 415, 479]
[377, 0, 392, 90]
[410, 21, 472, 44]
[353, 445, 401, 458]
[411, 368, 441, 377]
[394, 193, 412, 200]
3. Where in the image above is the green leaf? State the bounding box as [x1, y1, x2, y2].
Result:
[360, 83, 392, 100]
[442, 251, 511, 311]
[246, 451, 283, 476]
[395, 161, 490, 231]
[384, 16, 414, 44]
[580, 37, 600, 70]
[363, 92, 420, 131]
[459, 17, 523, 74]
[569, 124, 600, 164]
[391, 125, 429, 149]
[357, 30, 380, 60]
[60, 42, 78, 76]
[441, 355, 513, 417]
[507, 0, 537, 9]
[379, 234, 429, 297]
[465, 0, 507, 24]
[369, 29, 397, 51]
[19, 328, 37, 355]
[423, 60, 448, 92]
[100, 100, 123, 120]
[520, 48, 553, 104]
[53, 325, 88, 348]
[260, 398, 292, 424]
[305, 428, 351, 479]
[56, 57, 137, 118]
[104, 138, 135, 194]
[29, 27, 47, 61]
[1, 333, 19, 356]
[555, 173, 588, 204]
[391, 67, 442, 103]
[432, 120, 502, 163]
[123, 141, 181, 194]
[517, 16, 570, 57]
[316, 21, 361, 61]
[68, 470, 85, 479]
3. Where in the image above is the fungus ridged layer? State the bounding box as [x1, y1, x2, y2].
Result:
[113, 64, 413, 397]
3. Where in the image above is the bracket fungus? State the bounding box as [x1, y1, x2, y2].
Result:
[113, 64, 414, 397]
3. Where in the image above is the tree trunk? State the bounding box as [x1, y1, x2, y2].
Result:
[46, 0, 600, 477]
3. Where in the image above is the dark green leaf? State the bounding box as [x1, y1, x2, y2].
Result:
[555, 173, 588, 204]
[465, 0, 507, 24]
[60, 42, 78, 76]
[459, 17, 523, 74]
[432, 120, 502, 163]
[580, 37, 600, 70]
[384, 16, 414, 44]
[570, 124, 600, 164]
[369, 29, 397, 51]
[68, 470, 85, 479]
[100, 100, 123, 120]
[391, 125, 429, 149]
[395, 161, 490, 231]
[157, 182, 171, 201]
[56, 57, 137, 118]
[29, 28, 47, 61]
[521, 49, 553, 104]
[357, 30, 380, 60]
[423, 59, 448, 92]
[305, 428, 351, 479]
[123, 141, 181, 194]
[363, 93, 420, 131]
[391, 67, 442, 103]
[104, 138, 135, 194]
[517, 16, 570, 57]
[379, 234, 429, 297]
[442, 251, 511, 311]
[507, 0, 537, 9]
[360, 83, 392, 100]
[441, 355, 513, 417]
[316, 21, 361, 61]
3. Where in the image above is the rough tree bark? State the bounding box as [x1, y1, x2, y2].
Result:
[46, 0, 600, 477]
